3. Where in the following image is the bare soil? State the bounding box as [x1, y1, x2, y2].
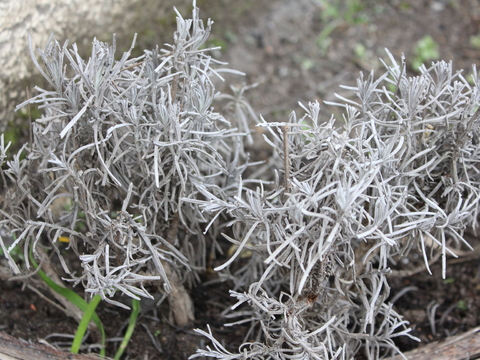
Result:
[1, 0, 480, 359]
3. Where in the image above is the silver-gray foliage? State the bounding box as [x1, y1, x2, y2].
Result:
[190, 53, 480, 359]
[0, 5, 251, 309]
[1, 3, 480, 360]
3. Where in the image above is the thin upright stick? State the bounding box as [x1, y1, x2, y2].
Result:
[283, 125, 290, 194]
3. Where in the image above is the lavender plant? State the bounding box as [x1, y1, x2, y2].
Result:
[1, 2, 480, 359]
[0, 3, 252, 326]
[190, 53, 480, 359]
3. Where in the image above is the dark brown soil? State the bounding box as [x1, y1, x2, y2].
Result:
[2, 0, 480, 359]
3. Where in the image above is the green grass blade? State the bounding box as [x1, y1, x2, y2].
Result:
[71, 294, 102, 354]
[29, 248, 106, 356]
[114, 299, 141, 360]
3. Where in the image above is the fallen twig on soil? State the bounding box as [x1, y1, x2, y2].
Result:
[0, 331, 111, 360]
[391, 326, 480, 360]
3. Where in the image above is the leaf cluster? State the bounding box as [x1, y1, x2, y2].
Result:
[0, 5, 250, 307]
[191, 53, 480, 359]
